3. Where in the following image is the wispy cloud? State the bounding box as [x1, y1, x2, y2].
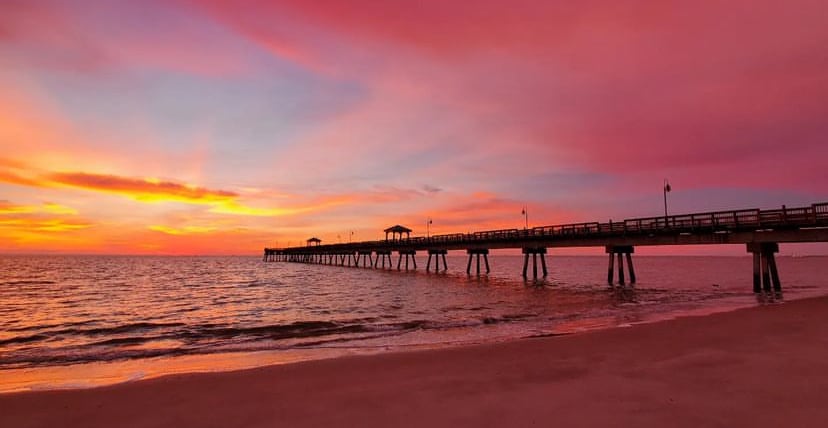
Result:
[0, 200, 93, 248]
[0, 200, 78, 216]
[49, 172, 238, 204]
[148, 225, 217, 236]
[0, 164, 347, 218]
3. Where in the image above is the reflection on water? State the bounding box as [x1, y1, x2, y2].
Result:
[610, 285, 638, 304]
[755, 290, 785, 304]
[0, 254, 826, 392]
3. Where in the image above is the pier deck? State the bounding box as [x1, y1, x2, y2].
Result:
[264, 202, 828, 290]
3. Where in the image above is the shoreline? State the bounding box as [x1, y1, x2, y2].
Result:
[2, 295, 827, 427]
[0, 288, 801, 394]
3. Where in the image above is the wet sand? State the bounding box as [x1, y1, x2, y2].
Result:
[2, 295, 827, 427]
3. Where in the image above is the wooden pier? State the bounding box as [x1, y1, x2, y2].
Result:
[264, 202, 828, 291]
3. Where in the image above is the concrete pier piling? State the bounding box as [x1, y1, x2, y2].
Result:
[466, 249, 490, 275]
[397, 250, 417, 271]
[747, 242, 781, 292]
[355, 251, 372, 268]
[606, 246, 635, 285]
[426, 249, 448, 272]
[375, 251, 392, 269]
[521, 247, 547, 280]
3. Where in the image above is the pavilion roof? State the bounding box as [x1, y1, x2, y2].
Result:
[306, 237, 322, 243]
[383, 225, 412, 233]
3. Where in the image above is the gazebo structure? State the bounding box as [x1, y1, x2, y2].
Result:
[306, 237, 321, 246]
[384, 225, 412, 241]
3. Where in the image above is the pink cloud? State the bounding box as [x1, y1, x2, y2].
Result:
[196, 0, 828, 194]
[1, 0, 252, 77]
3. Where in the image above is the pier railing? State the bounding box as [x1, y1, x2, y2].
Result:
[268, 202, 828, 254]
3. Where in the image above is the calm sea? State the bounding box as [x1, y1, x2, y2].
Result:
[1, 254, 826, 392]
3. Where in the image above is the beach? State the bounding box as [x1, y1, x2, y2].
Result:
[2, 295, 826, 427]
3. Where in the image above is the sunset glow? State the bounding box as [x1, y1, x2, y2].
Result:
[2, 0, 827, 254]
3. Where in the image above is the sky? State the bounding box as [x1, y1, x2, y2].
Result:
[1, 0, 827, 255]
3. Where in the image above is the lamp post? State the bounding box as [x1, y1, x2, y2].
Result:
[521, 206, 529, 230]
[427, 217, 432, 239]
[349, 231, 354, 243]
[663, 179, 672, 225]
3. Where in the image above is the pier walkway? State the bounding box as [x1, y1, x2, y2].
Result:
[264, 202, 828, 292]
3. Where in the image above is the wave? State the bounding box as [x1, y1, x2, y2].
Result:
[0, 280, 56, 286]
[0, 333, 51, 346]
[0, 347, 187, 369]
[51, 322, 188, 337]
[0, 316, 523, 369]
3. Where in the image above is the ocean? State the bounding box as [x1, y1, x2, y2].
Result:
[1, 254, 826, 392]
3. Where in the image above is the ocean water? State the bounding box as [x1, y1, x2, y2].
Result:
[1, 254, 826, 392]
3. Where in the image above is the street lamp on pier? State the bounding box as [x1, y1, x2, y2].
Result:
[521, 206, 529, 230]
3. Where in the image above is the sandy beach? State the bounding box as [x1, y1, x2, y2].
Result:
[2, 295, 827, 427]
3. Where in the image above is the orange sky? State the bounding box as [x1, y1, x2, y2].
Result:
[2, 1, 827, 255]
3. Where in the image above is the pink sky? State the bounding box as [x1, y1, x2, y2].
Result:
[1, 0, 827, 255]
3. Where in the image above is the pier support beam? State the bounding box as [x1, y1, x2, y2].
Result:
[466, 249, 490, 275]
[397, 250, 417, 271]
[521, 247, 547, 280]
[375, 251, 392, 269]
[427, 249, 448, 272]
[747, 242, 781, 293]
[356, 251, 373, 268]
[606, 246, 635, 285]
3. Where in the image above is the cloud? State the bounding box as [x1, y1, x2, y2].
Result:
[49, 172, 238, 204]
[42, 203, 78, 215]
[0, 200, 35, 215]
[0, 199, 93, 248]
[199, 0, 828, 194]
[422, 184, 442, 194]
[0, 0, 253, 77]
[0, 161, 356, 219]
[0, 218, 91, 233]
[0, 200, 78, 216]
[148, 225, 217, 236]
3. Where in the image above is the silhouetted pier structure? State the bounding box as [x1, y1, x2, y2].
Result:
[263, 202, 828, 291]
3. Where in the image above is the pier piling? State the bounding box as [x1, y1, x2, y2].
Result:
[747, 242, 781, 293]
[606, 246, 635, 286]
[427, 249, 448, 272]
[522, 247, 547, 280]
[397, 250, 417, 271]
[466, 249, 490, 275]
[375, 251, 392, 269]
[625, 253, 636, 283]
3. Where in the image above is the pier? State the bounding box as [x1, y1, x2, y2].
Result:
[264, 202, 828, 291]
